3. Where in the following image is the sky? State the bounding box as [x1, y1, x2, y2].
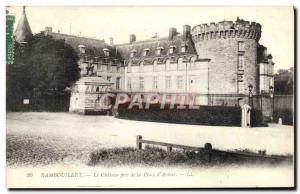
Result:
[7, 6, 294, 71]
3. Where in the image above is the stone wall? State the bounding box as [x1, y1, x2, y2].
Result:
[192, 20, 260, 95]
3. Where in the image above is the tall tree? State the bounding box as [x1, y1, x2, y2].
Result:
[7, 32, 80, 111]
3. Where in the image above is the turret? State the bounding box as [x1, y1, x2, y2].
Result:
[191, 18, 261, 95]
[191, 18, 262, 43]
[14, 6, 32, 43]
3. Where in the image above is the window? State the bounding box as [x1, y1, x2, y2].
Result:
[238, 41, 244, 51]
[169, 46, 176, 54]
[177, 58, 184, 70]
[127, 78, 132, 90]
[153, 60, 158, 71]
[107, 76, 112, 82]
[130, 50, 136, 58]
[107, 63, 112, 72]
[153, 76, 158, 89]
[97, 64, 101, 70]
[103, 48, 110, 57]
[127, 62, 131, 72]
[165, 76, 171, 89]
[116, 77, 121, 90]
[139, 77, 144, 90]
[238, 55, 244, 70]
[177, 76, 183, 89]
[190, 57, 196, 69]
[139, 62, 144, 72]
[156, 47, 163, 55]
[143, 49, 150, 57]
[156, 49, 161, 55]
[166, 59, 171, 71]
[181, 45, 187, 53]
[78, 45, 86, 54]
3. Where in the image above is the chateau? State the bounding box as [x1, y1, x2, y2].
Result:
[15, 7, 275, 113]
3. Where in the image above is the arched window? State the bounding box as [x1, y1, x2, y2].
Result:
[156, 47, 164, 55]
[169, 45, 176, 54]
[103, 48, 110, 57]
[143, 48, 150, 57]
[140, 61, 144, 72]
[190, 57, 196, 69]
[181, 44, 188, 53]
[130, 49, 137, 58]
[178, 58, 184, 70]
[166, 59, 171, 71]
[127, 61, 132, 72]
[78, 45, 86, 54]
[153, 60, 158, 71]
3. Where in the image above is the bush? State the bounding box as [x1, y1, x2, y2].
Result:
[87, 146, 292, 167]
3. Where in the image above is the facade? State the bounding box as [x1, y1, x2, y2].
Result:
[14, 10, 275, 111]
[45, 18, 274, 95]
[45, 17, 275, 109]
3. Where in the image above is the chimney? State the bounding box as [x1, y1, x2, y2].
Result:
[169, 27, 177, 40]
[182, 25, 191, 40]
[130, 34, 136, 43]
[110, 37, 114, 45]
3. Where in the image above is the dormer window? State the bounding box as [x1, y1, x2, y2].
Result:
[181, 44, 188, 53]
[143, 48, 150, 57]
[78, 45, 86, 54]
[130, 49, 137, 58]
[169, 45, 176, 54]
[103, 48, 110, 57]
[156, 47, 164, 55]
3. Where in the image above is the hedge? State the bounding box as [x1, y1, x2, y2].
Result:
[116, 103, 263, 127]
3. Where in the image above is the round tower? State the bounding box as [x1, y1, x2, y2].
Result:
[191, 18, 261, 95]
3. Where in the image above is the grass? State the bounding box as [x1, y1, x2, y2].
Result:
[88, 146, 293, 167]
[7, 134, 62, 166]
[7, 133, 293, 167]
[6, 134, 95, 167]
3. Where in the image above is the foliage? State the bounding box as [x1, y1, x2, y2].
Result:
[273, 109, 294, 125]
[7, 33, 79, 111]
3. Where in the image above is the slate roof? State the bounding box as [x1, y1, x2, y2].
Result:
[14, 6, 32, 43]
[47, 32, 106, 51]
[116, 35, 197, 65]
[47, 30, 198, 66]
[47, 32, 124, 63]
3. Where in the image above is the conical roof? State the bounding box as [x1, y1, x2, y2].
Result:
[14, 6, 32, 43]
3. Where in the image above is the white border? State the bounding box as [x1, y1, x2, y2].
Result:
[1, 0, 298, 193]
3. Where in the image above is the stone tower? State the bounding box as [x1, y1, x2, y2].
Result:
[191, 17, 261, 95]
[14, 6, 32, 43]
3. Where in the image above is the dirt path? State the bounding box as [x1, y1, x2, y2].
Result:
[7, 112, 294, 156]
